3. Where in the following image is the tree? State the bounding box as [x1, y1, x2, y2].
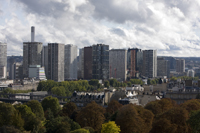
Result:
[62, 102, 77, 117]
[104, 80, 110, 88]
[115, 104, 145, 133]
[187, 110, 200, 133]
[89, 79, 99, 86]
[45, 109, 71, 133]
[15, 104, 41, 132]
[51, 86, 66, 96]
[152, 107, 189, 133]
[134, 105, 154, 133]
[109, 79, 118, 87]
[76, 101, 105, 131]
[127, 82, 131, 87]
[0, 126, 21, 133]
[101, 121, 120, 133]
[145, 98, 175, 116]
[26, 100, 45, 120]
[37, 80, 58, 91]
[106, 100, 122, 115]
[130, 79, 143, 85]
[0, 103, 16, 127]
[12, 110, 24, 131]
[71, 128, 90, 133]
[41, 96, 61, 116]
[180, 99, 200, 113]
[147, 79, 151, 85]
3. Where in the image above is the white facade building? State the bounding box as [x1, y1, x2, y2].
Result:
[64, 44, 77, 80]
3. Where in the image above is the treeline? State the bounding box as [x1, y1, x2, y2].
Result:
[1, 98, 200, 132]
[36, 79, 144, 97]
[170, 76, 199, 81]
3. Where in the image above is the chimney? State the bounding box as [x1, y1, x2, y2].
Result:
[31, 26, 35, 42]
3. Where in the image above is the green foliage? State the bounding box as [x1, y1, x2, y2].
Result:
[41, 96, 61, 116]
[0, 126, 21, 133]
[89, 79, 99, 86]
[2, 88, 33, 94]
[62, 102, 77, 117]
[51, 86, 66, 96]
[26, 100, 45, 121]
[0, 102, 16, 127]
[104, 80, 110, 87]
[170, 77, 177, 81]
[37, 80, 58, 92]
[15, 104, 41, 132]
[187, 110, 200, 133]
[127, 82, 131, 87]
[147, 79, 157, 85]
[101, 121, 121, 133]
[130, 79, 143, 85]
[12, 110, 24, 131]
[70, 128, 90, 133]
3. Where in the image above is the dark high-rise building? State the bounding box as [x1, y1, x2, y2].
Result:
[41, 46, 48, 79]
[176, 59, 185, 73]
[127, 48, 143, 78]
[48, 43, 65, 82]
[23, 26, 43, 78]
[162, 56, 176, 70]
[142, 50, 157, 78]
[157, 57, 170, 78]
[84, 46, 92, 80]
[92, 44, 109, 80]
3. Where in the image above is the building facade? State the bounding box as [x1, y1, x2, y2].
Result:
[78, 48, 84, 79]
[23, 27, 43, 78]
[84, 46, 92, 80]
[92, 44, 109, 80]
[64, 44, 77, 80]
[142, 50, 157, 78]
[48, 43, 65, 82]
[28, 65, 46, 80]
[157, 57, 170, 78]
[42, 46, 48, 79]
[109, 49, 127, 81]
[176, 59, 185, 73]
[0, 42, 7, 79]
[127, 48, 143, 78]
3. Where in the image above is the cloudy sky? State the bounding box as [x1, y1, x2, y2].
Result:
[1, 0, 200, 57]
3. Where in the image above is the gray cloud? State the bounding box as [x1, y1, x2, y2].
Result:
[110, 28, 126, 36]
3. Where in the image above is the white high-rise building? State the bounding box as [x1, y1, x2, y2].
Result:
[187, 70, 195, 77]
[78, 48, 84, 79]
[64, 44, 77, 80]
[42, 46, 48, 79]
[0, 42, 7, 79]
[109, 49, 127, 81]
[142, 50, 157, 78]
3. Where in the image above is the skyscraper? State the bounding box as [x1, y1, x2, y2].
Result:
[23, 26, 43, 78]
[142, 50, 157, 78]
[42, 45, 48, 79]
[157, 57, 170, 78]
[64, 44, 77, 80]
[84, 46, 92, 80]
[109, 49, 127, 81]
[48, 43, 65, 82]
[127, 48, 143, 78]
[0, 42, 7, 79]
[78, 48, 84, 79]
[176, 59, 185, 73]
[92, 44, 109, 80]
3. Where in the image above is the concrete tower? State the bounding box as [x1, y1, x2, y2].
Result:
[23, 27, 43, 78]
[31, 26, 35, 42]
[0, 42, 7, 79]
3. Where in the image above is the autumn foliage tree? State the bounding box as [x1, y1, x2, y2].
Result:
[180, 99, 200, 113]
[76, 101, 105, 131]
[115, 104, 154, 133]
[145, 98, 176, 116]
[62, 102, 77, 117]
[151, 107, 189, 133]
[106, 100, 122, 115]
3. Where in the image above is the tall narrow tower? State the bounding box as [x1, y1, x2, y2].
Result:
[31, 26, 35, 42]
[23, 26, 43, 78]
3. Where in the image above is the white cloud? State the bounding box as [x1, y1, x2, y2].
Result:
[0, 0, 200, 57]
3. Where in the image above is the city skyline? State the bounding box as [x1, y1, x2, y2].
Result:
[1, 0, 200, 57]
